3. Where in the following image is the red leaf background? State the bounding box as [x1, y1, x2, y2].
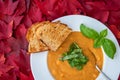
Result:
[0, 0, 120, 80]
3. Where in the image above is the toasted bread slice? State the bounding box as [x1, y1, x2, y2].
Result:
[26, 21, 49, 42]
[36, 21, 72, 51]
[26, 22, 49, 53]
[28, 36, 48, 53]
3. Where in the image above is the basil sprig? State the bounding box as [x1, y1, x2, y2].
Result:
[80, 24, 116, 59]
[60, 42, 88, 70]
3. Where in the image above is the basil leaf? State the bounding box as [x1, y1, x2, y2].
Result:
[76, 66, 83, 70]
[61, 54, 79, 60]
[69, 42, 79, 51]
[102, 38, 116, 59]
[69, 60, 75, 67]
[94, 37, 104, 48]
[80, 24, 99, 39]
[80, 57, 88, 63]
[60, 42, 88, 70]
[100, 29, 107, 37]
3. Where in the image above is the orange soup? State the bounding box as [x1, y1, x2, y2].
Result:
[47, 32, 103, 80]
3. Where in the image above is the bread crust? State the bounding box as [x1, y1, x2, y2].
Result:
[26, 22, 49, 53]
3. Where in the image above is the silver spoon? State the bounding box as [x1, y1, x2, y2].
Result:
[95, 65, 111, 80]
[89, 49, 111, 80]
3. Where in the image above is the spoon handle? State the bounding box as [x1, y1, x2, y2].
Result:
[96, 65, 111, 80]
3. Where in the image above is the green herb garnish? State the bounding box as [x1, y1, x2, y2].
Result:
[80, 24, 116, 59]
[102, 38, 116, 59]
[60, 42, 88, 70]
[80, 24, 99, 39]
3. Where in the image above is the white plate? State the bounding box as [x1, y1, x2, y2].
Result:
[31, 15, 120, 80]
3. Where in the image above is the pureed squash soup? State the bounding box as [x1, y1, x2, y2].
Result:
[47, 32, 103, 80]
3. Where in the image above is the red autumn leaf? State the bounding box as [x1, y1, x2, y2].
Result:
[0, 53, 5, 64]
[25, 0, 31, 12]
[109, 25, 120, 39]
[0, 40, 11, 54]
[0, 0, 26, 29]
[0, 68, 19, 80]
[17, 50, 30, 75]
[28, 1, 42, 23]
[79, 0, 93, 2]
[35, 0, 84, 20]
[34, 0, 64, 20]
[3, 15, 24, 29]
[4, 49, 31, 79]
[14, 50, 30, 74]
[90, 10, 109, 23]
[105, 0, 120, 11]
[0, 62, 14, 77]
[108, 11, 120, 26]
[5, 53, 19, 71]
[33, 0, 48, 16]
[0, 20, 13, 40]
[47, 0, 84, 19]
[15, 0, 26, 16]
[85, 1, 107, 10]
[20, 71, 34, 80]
[6, 37, 20, 54]
[15, 24, 28, 50]
[64, 0, 84, 14]
[84, 1, 109, 23]
[6, 49, 30, 75]
[13, 16, 24, 29]
[0, 0, 19, 15]
[0, 53, 14, 76]
[0, 13, 5, 20]
[23, 15, 32, 28]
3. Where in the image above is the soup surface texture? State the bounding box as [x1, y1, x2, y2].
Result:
[47, 32, 103, 80]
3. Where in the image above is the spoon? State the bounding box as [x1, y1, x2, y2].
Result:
[95, 65, 111, 80]
[89, 49, 111, 80]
